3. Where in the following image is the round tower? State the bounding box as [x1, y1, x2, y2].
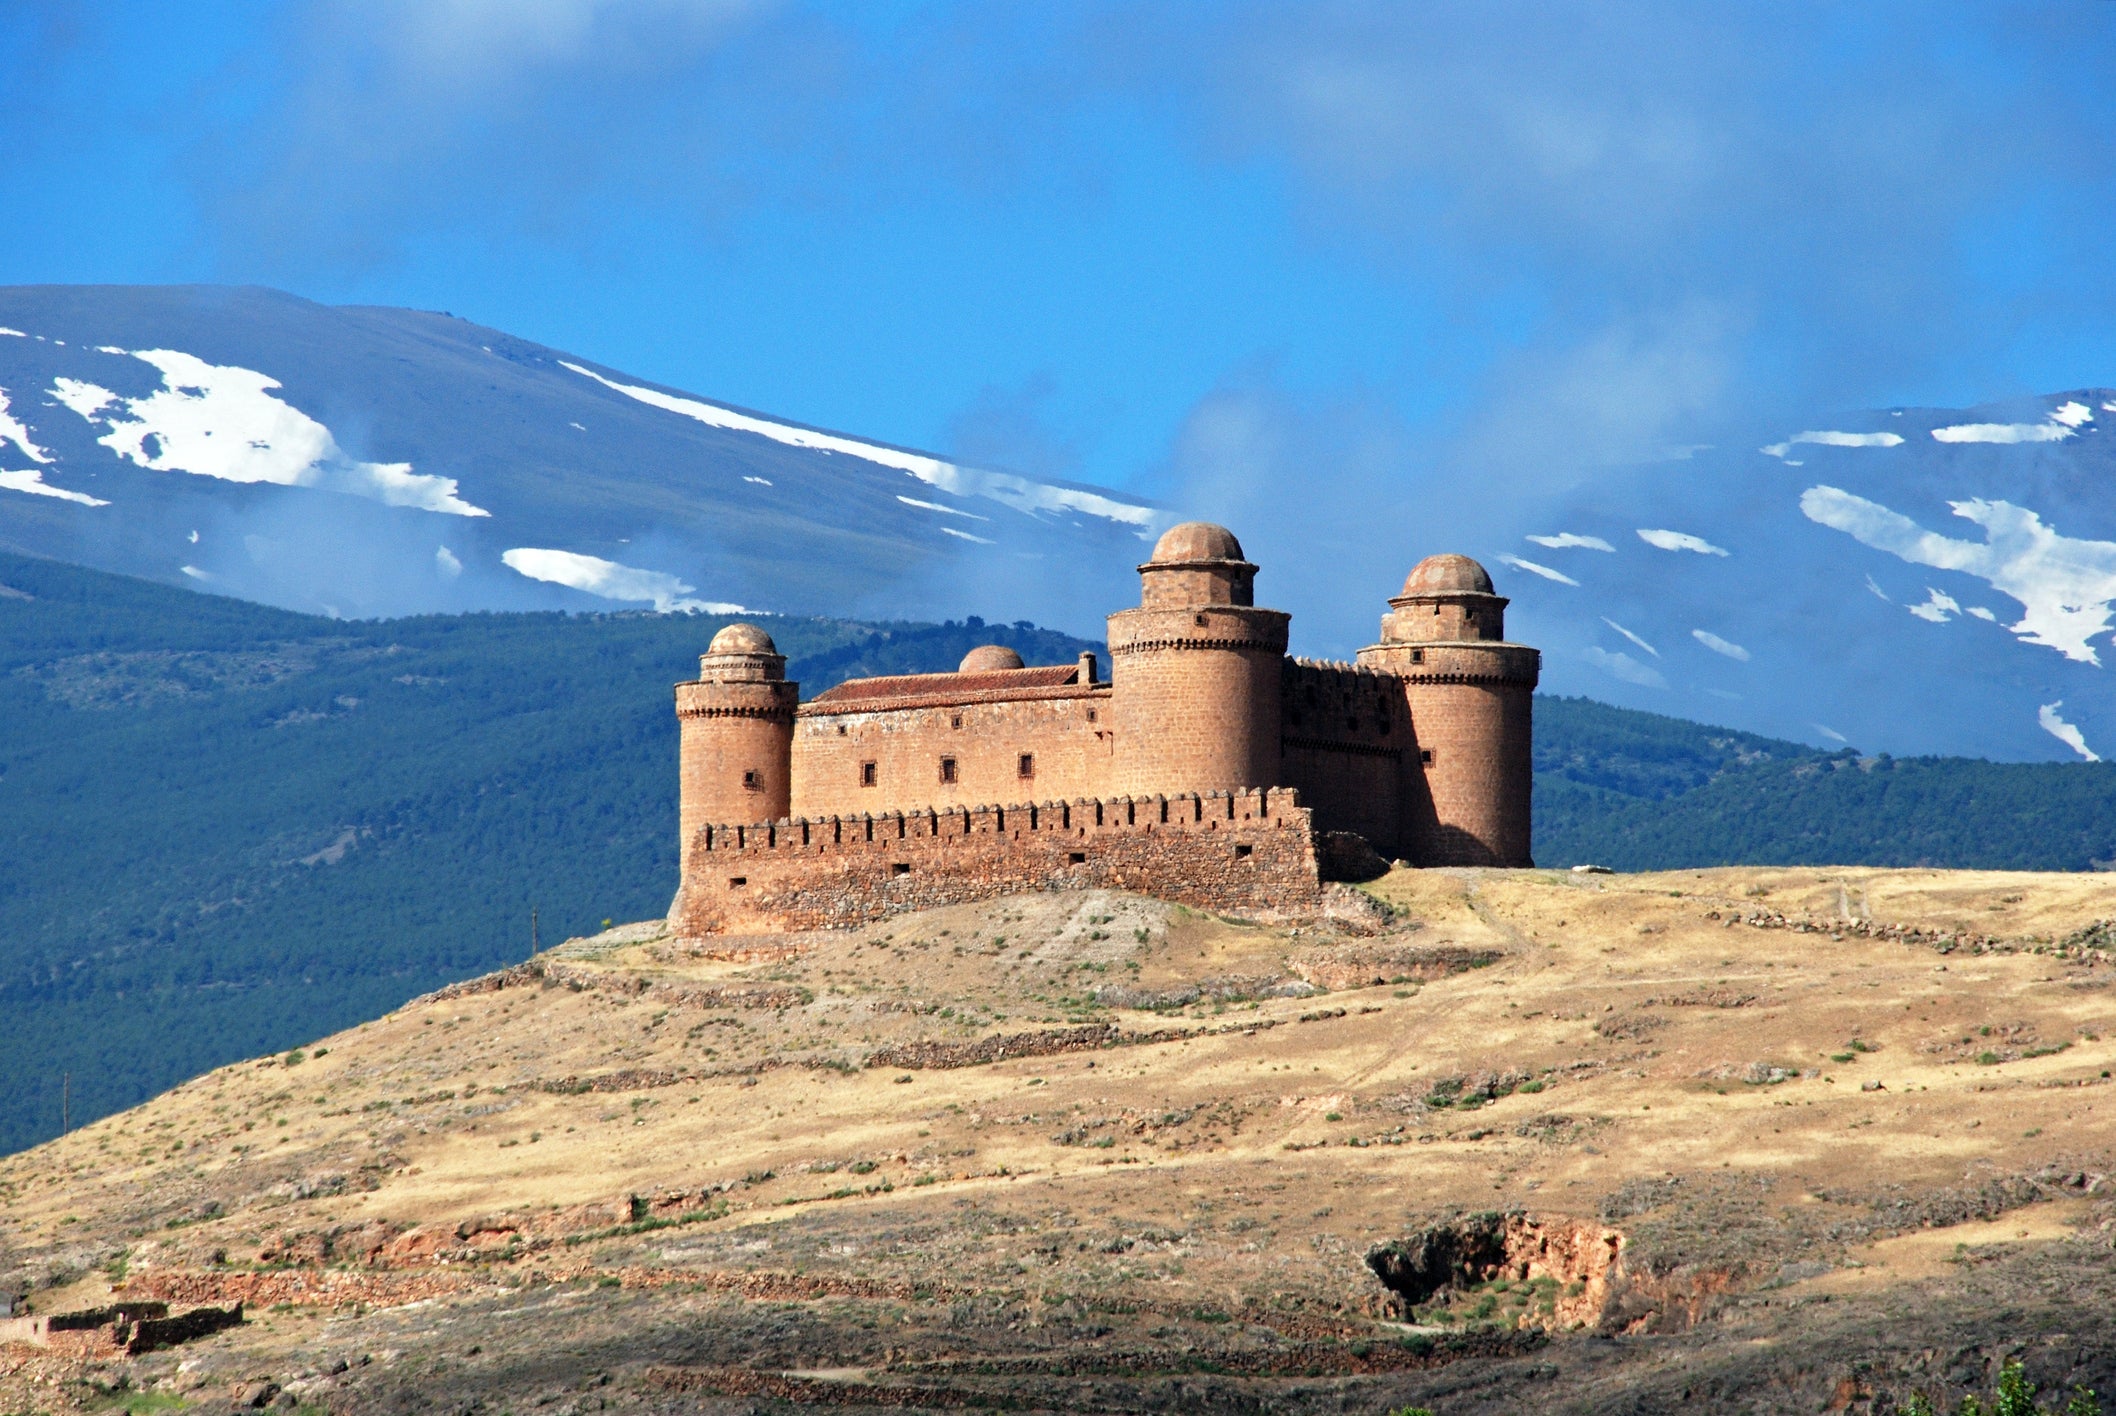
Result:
[1108, 522, 1290, 797]
[1356, 554, 1539, 866]
[675, 623, 798, 849]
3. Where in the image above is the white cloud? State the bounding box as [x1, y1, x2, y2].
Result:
[743, 475, 772, 485]
[1966, 605, 1997, 621]
[1906, 587, 1960, 623]
[1497, 553, 1578, 586]
[501, 547, 745, 613]
[1582, 645, 1666, 688]
[1930, 420, 2074, 445]
[1638, 528, 1728, 556]
[0, 328, 24, 338]
[1800, 485, 2116, 665]
[562, 361, 1156, 530]
[1864, 574, 1891, 603]
[2038, 702, 2099, 761]
[2050, 400, 2093, 429]
[435, 546, 463, 577]
[0, 469, 110, 507]
[1812, 723, 1849, 744]
[1760, 429, 1905, 458]
[938, 526, 995, 544]
[1600, 616, 1659, 657]
[49, 350, 489, 517]
[1525, 532, 1614, 551]
[1692, 629, 1750, 661]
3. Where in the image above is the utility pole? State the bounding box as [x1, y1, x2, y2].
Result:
[531, 905, 539, 961]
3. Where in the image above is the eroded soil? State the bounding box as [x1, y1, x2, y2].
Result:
[4, 866, 2115, 1413]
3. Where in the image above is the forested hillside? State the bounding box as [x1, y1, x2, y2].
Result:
[6, 555, 2116, 1154]
[0, 552, 1094, 1154]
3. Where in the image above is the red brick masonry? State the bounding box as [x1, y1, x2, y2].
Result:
[670, 787, 1321, 937]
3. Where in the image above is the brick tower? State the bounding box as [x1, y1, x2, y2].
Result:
[1357, 555, 1539, 866]
[674, 623, 797, 847]
[1108, 522, 1290, 797]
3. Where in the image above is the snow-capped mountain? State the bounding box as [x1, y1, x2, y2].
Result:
[1496, 390, 2116, 764]
[0, 285, 1159, 627]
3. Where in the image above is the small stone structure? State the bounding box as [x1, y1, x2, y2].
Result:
[671, 525, 1537, 937]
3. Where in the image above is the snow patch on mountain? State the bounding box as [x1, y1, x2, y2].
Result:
[1526, 532, 1614, 552]
[1583, 645, 1666, 689]
[1760, 429, 1905, 458]
[1800, 485, 2116, 665]
[0, 386, 54, 464]
[1638, 528, 1729, 556]
[1692, 630, 1751, 661]
[1498, 553, 1577, 586]
[561, 361, 1156, 531]
[898, 494, 989, 520]
[47, 349, 488, 517]
[1907, 587, 1961, 623]
[500, 547, 745, 614]
[0, 469, 108, 506]
[1601, 617, 1660, 657]
[1931, 419, 2077, 445]
[2038, 702, 2098, 761]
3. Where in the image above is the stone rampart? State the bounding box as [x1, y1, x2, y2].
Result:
[670, 787, 1321, 937]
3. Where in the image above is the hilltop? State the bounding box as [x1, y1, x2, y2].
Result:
[4, 866, 2112, 1413]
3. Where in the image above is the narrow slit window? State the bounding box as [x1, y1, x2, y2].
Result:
[939, 757, 958, 784]
[728, 876, 747, 887]
[950, 714, 964, 729]
[861, 761, 877, 787]
[1018, 753, 1035, 779]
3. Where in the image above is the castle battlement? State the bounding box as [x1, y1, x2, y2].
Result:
[668, 523, 1538, 937]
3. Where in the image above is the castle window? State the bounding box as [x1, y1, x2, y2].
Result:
[728, 876, 747, 887]
[742, 769, 763, 791]
[1194, 613, 1208, 627]
[861, 761, 877, 787]
[1086, 708, 1096, 723]
[1068, 851, 1086, 864]
[951, 714, 963, 729]
[1411, 649, 1424, 664]
[891, 862, 911, 876]
[837, 724, 847, 735]
[939, 757, 958, 784]
[1420, 748, 1435, 765]
[1233, 844, 1253, 860]
[1018, 753, 1035, 779]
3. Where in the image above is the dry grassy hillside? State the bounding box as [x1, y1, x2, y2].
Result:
[4, 866, 2114, 1414]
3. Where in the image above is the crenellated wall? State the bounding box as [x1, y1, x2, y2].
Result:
[669, 787, 1321, 937]
[1278, 658, 1408, 857]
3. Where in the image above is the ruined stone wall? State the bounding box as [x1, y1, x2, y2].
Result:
[1278, 659, 1406, 856]
[791, 690, 1113, 819]
[670, 787, 1320, 937]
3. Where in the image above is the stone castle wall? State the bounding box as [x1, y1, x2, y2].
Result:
[790, 688, 1114, 819]
[669, 787, 1321, 937]
[1278, 658, 1409, 859]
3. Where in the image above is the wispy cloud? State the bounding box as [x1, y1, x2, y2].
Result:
[1600, 616, 1659, 657]
[1583, 645, 1666, 689]
[2038, 702, 2099, 762]
[1527, 532, 1614, 552]
[1498, 553, 1578, 586]
[1638, 528, 1728, 556]
[1692, 628, 1750, 661]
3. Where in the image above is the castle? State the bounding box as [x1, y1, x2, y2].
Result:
[668, 523, 1538, 936]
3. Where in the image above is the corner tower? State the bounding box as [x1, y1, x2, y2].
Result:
[1357, 555, 1539, 866]
[675, 623, 797, 847]
[1108, 522, 1290, 797]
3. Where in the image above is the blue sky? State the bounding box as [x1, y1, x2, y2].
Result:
[8, 2, 2116, 678]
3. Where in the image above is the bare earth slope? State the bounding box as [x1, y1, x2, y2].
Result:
[4, 867, 2114, 1414]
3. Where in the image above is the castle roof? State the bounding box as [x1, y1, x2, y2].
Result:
[805, 662, 1090, 713]
[1148, 521, 1246, 565]
[958, 644, 1026, 672]
[1399, 553, 1495, 597]
[707, 622, 779, 656]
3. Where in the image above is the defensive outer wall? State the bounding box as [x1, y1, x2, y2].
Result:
[669, 523, 1538, 939]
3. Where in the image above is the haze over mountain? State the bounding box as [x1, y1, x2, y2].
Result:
[0, 284, 1158, 631]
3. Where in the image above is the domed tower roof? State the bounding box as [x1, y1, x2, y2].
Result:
[1149, 521, 1246, 565]
[957, 644, 1026, 673]
[697, 621, 785, 681]
[1399, 553, 1494, 598]
[707, 622, 779, 656]
[1136, 521, 1259, 608]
